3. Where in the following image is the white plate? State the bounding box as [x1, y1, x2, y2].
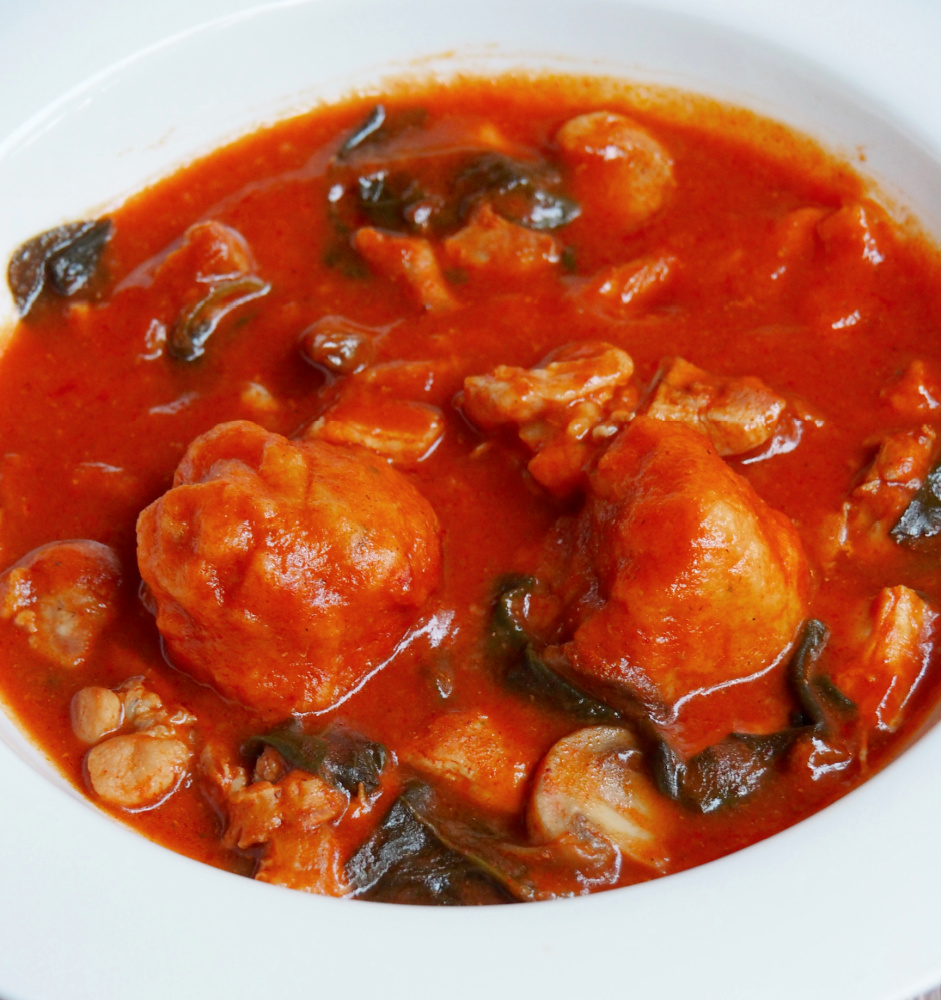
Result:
[2, 2, 941, 999]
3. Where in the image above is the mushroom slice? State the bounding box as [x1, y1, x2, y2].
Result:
[529, 726, 676, 872]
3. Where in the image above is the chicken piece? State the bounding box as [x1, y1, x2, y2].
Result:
[0, 540, 122, 668]
[155, 219, 254, 285]
[528, 726, 677, 872]
[253, 745, 290, 784]
[881, 360, 941, 419]
[573, 255, 675, 319]
[137, 420, 442, 713]
[556, 417, 811, 757]
[644, 356, 786, 456]
[198, 742, 248, 812]
[442, 204, 560, 275]
[354, 359, 459, 408]
[556, 111, 674, 230]
[76, 674, 195, 808]
[85, 733, 190, 809]
[71, 686, 123, 744]
[817, 200, 886, 267]
[833, 586, 936, 734]
[465, 342, 634, 428]
[135, 221, 263, 360]
[353, 227, 458, 312]
[116, 676, 195, 738]
[223, 770, 349, 895]
[804, 200, 890, 335]
[463, 342, 638, 496]
[404, 712, 532, 814]
[257, 825, 349, 895]
[839, 426, 937, 556]
[308, 398, 445, 468]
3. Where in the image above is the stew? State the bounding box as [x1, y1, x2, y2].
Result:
[2, 75, 941, 903]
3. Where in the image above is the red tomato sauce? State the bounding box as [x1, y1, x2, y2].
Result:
[2, 76, 941, 902]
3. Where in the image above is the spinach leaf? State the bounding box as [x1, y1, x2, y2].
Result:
[348, 783, 616, 904]
[507, 646, 622, 723]
[456, 152, 581, 231]
[404, 782, 618, 902]
[337, 104, 387, 159]
[168, 275, 270, 361]
[789, 617, 855, 730]
[243, 718, 329, 775]
[489, 573, 536, 654]
[654, 618, 854, 813]
[244, 718, 388, 795]
[489, 574, 619, 723]
[892, 460, 941, 542]
[346, 788, 514, 905]
[654, 731, 794, 814]
[8, 219, 111, 316]
[319, 722, 388, 795]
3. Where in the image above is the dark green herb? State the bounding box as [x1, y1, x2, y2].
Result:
[168, 275, 270, 361]
[507, 646, 621, 723]
[892, 461, 941, 542]
[8, 218, 111, 316]
[655, 618, 854, 813]
[244, 718, 388, 795]
[654, 731, 795, 814]
[346, 788, 514, 905]
[243, 718, 329, 775]
[354, 170, 431, 231]
[323, 239, 371, 279]
[490, 573, 536, 653]
[489, 575, 619, 722]
[788, 617, 855, 730]
[336, 104, 387, 159]
[456, 152, 581, 231]
[319, 722, 388, 795]
[404, 783, 618, 902]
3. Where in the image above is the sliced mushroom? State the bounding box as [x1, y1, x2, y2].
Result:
[529, 726, 676, 871]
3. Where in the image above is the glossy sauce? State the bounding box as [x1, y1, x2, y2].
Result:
[1, 76, 941, 898]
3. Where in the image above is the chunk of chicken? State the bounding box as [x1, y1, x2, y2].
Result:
[804, 200, 890, 335]
[116, 675, 195, 737]
[644, 356, 786, 456]
[463, 342, 638, 496]
[817, 200, 886, 267]
[555, 417, 810, 757]
[353, 227, 457, 312]
[137, 420, 442, 713]
[164, 219, 254, 281]
[556, 111, 674, 230]
[225, 770, 347, 849]
[70, 686, 123, 744]
[0, 540, 122, 668]
[528, 726, 676, 871]
[308, 399, 444, 468]
[404, 712, 532, 814]
[210, 758, 349, 895]
[836, 426, 936, 558]
[442, 204, 560, 275]
[85, 733, 190, 809]
[77, 675, 195, 806]
[573, 255, 675, 319]
[881, 360, 941, 419]
[833, 586, 936, 734]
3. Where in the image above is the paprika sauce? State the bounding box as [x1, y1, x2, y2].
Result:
[2, 75, 941, 903]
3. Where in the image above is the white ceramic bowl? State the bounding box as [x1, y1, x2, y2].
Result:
[3, 2, 941, 999]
